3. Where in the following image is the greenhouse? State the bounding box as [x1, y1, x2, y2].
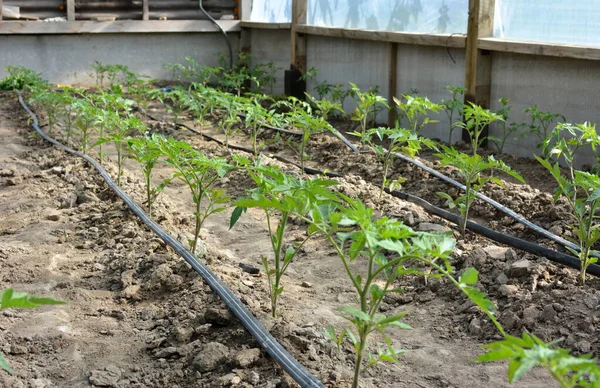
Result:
[1, 1, 600, 387]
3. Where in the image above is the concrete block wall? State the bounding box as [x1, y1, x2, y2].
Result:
[248, 29, 290, 96]
[489, 52, 600, 167]
[0, 33, 238, 86]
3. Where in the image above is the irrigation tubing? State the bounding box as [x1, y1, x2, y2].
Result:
[18, 92, 325, 388]
[172, 120, 344, 178]
[198, 1, 233, 70]
[385, 188, 600, 277]
[387, 149, 600, 259]
[159, 116, 600, 278]
[146, 83, 570, 252]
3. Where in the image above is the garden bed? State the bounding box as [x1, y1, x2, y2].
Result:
[2, 87, 598, 388]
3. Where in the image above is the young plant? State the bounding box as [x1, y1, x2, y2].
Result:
[455, 102, 503, 155]
[349, 82, 389, 135]
[479, 332, 600, 387]
[356, 124, 436, 198]
[286, 108, 333, 171]
[185, 85, 221, 126]
[520, 105, 566, 158]
[231, 165, 339, 317]
[214, 92, 243, 147]
[0, 66, 48, 92]
[243, 98, 270, 157]
[0, 289, 64, 374]
[330, 83, 355, 118]
[56, 86, 81, 147]
[537, 122, 600, 285]
[394, 94, 442, 135]
[251, 61, 283, 95]
[71, 99, 96, 154]
[96, 115, 145, 187]
[441, 85, 466, 144]
[305, 93, 343, 121]
[126, 135, 171, 217]
[163, 87, 187, 126]
[436, 146, 525, 237]
[489, 98, 523, 154]
[91, 91, 135, 163]
[310, 198, 456, 388]
[29, 89, 62, 135]
[157, 137, 235, 255]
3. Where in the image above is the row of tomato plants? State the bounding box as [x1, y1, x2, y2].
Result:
[1, 64, 600, 387]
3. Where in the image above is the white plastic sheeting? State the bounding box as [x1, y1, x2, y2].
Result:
[250, 0, 292, 23]
[250, 0, 468, 33]
[494, 0, 600, 47]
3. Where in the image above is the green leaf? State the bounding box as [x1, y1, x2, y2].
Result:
[338, 306, 371, 323]
[0, 352, 13, 374]
[0, 289, 65, 310]
[376, 311, 409, 327]
[229, 206, 247, 230]
[459, 267, 479, 286]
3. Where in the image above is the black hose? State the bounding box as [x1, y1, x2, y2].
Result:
[385, 188, 600, 277]
[388, 149, 600, 259]
[165, 117, 600, 277]
[199, 0, 233, 69]
[171, 120, 344, 178]
[18, 92, 325, 388]
[141, 106, 600, 277]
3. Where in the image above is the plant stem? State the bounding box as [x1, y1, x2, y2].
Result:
[191, 191, 203, 254]
[145, 172, 152, 217]
[352, 329, 368, 388]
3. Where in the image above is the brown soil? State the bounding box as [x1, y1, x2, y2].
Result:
[2, 92, 598, 388]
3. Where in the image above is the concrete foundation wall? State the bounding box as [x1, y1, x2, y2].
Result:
[489, 52, 600, 167]
[306, 35, 390, 125]
[248, 29, 290, 96]
[0, 33, 239, 86]
[395, 44, 466, 143]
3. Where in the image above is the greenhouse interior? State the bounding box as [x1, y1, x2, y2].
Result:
[1, 0, 600, 387]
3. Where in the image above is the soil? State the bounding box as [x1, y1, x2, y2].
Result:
[1, 91, 598, 388]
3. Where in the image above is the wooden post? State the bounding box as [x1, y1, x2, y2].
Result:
[463, 0, 495, 143]
[387, 42, 398, 126]
[0, 0, 3, 21]
[142, 0, 149, 21]
[66, 0, 75, 21]
[291, 0, 307, 74]
[239, 0, 252, 55]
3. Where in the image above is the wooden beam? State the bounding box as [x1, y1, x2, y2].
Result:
[0, 0, 3, 21]
[387, 42, 398, 126]
[240, 21, 291, 30]
[296, 25, 466, 48]
[479, 37, 600, 61]
[66, 0, 75, 21]
[239, 0, 251, 55]
[291, 0, 307, 74]
[142, 0, 149, 21]
[0, 20, 242, 34]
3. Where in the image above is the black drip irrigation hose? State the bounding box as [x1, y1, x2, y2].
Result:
[169, 120, 344, 178]
[386, 188, 600, 277]
[158, 115, 600, 278]
[18, 92, 325, 388]
[199, 1, 233, 70]
[387, 149, 600, 259]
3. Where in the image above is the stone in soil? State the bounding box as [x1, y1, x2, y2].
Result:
[508, 259, 531, 278]
[234, 348, 261, 367]
[191, 342, 230, 372]
[89, 365, 122, 387]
